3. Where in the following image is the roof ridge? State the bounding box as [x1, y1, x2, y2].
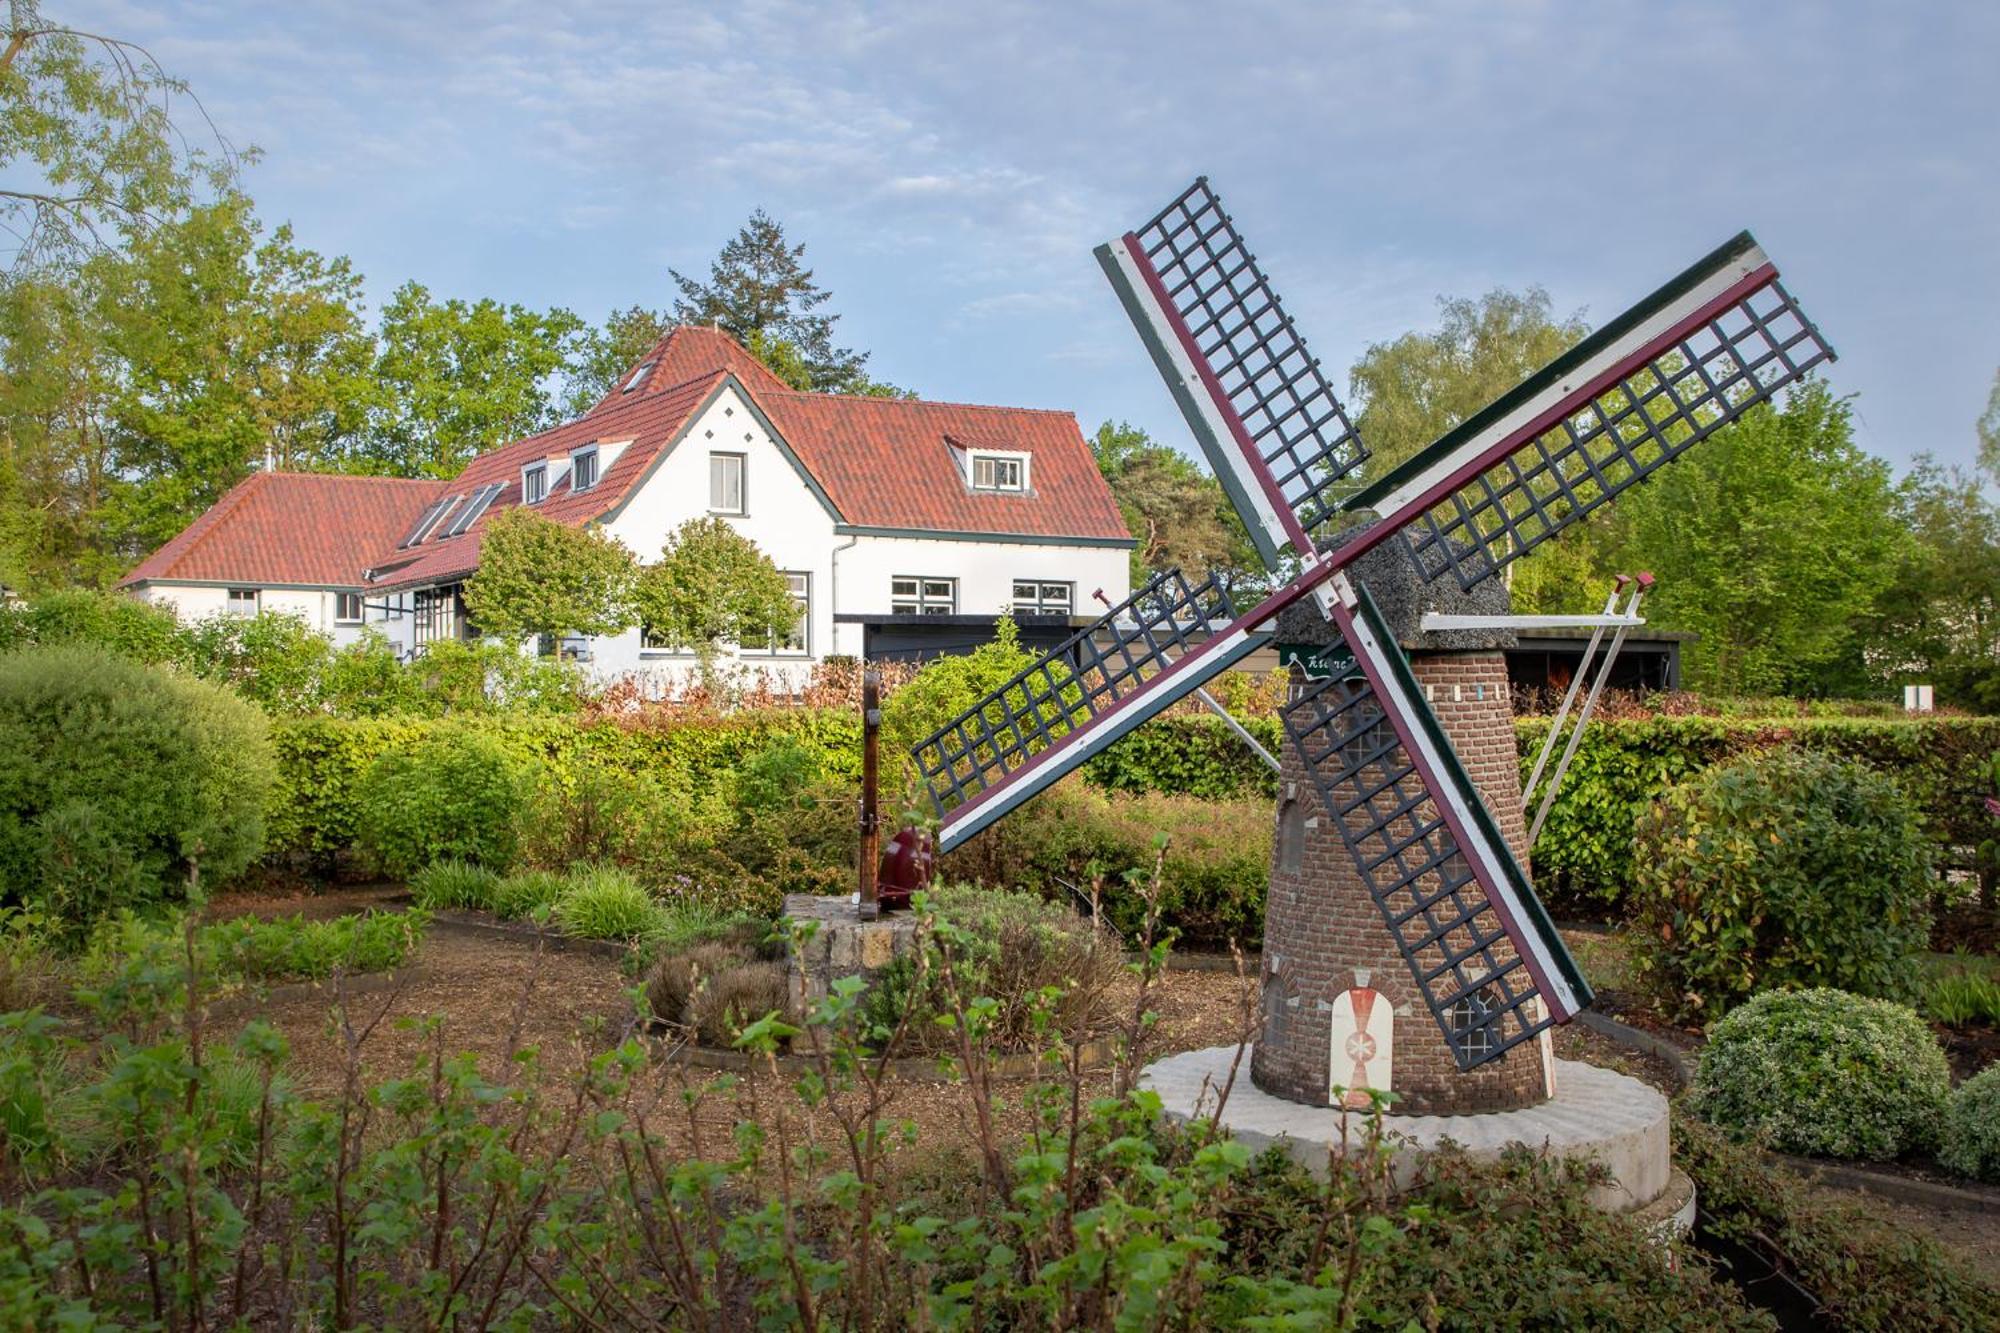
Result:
[766, 387, 1076, 418]
[256, 470, 441, 485]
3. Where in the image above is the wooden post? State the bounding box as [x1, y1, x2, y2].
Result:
[858, 669, 881, 920]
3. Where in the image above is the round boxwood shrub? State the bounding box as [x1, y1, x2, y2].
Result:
[0, 646, 275, 941]
[1940, 1065, 2000, 1182]
[352, 726, 539, 877]
[1629, 747, 1932, 1020]
[1690, 988, 1950, 1160]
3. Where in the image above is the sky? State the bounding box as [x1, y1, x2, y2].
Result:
[59, 0, 2000, 473]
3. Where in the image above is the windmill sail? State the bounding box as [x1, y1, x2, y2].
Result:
[1097, 178, 1368, 566]
[1283, 574, 1592, 1069]
[1342, 232, 1835, 590]
[914, 569, 1266, 853]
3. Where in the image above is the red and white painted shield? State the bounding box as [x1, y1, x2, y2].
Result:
[1328, 986, 1394, 1109]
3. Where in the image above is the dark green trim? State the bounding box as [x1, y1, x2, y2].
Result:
[595, 375, 846, 529]
[1352, 583, 1594, 1009]
[1345, 230, 1761, 512]
[1095, 242, 1285, 569]
[126, 578, 366, 593]
[833, 524, 1134, 548]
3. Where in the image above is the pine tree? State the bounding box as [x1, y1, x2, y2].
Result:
[669, 209, 870, 393]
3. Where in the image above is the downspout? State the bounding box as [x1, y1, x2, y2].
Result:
[829, 534, 859, 659]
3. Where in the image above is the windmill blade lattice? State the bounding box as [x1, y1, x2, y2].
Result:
[1345, 234, 1835, 590]
[1280, 584, 1590, 1071]
[913, 568, 1263, 852]
[1099, 178, 1369, 565]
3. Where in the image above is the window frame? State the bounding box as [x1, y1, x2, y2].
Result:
[226, 587, 260, 617]
[522, 463, 548, 505]
[741, 571, 810, 658]
[708, 451, 747, 515]
[1010, 579, 1074, 615]
[569, 445, 600, 493]
[622, 361, 656, 394]
[334, 591, 365, 625]
[969, 450, 1029, 493]
[890, 576, 958, 615]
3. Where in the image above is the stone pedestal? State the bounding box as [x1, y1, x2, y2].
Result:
[783, 894, 920, 1003]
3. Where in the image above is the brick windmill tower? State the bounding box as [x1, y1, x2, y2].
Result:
[912, 179, 1833, 1119]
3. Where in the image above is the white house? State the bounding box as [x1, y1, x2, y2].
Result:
[122, 327, 1134, 677]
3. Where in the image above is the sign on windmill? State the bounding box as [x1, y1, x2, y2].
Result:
[911, 178, 1834, 1113]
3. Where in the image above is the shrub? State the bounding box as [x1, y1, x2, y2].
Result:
[1690, 988, 1951, 1160]
[866, 883, 1122, 1054]
[200, 909, 428, 982]
[552, 865, 661, 940]
[352, 725, 540, 877]
[409, 860, 499, 912]
[0, 589, 188, 663]
[1940, 1065, 2000, 1182]
[645, 944, 793, 1045]
[947, 783, 1270, 948]
[0, 647, 276, 941]
[492, 869, 566, 921]
[1678, 1109, 2000, 1328]
[1629, 748, 1933, 1019]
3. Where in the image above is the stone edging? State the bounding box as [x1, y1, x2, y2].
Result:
[649, 1030, 1120, 1083]
[1577, 1008, 2000, 1216]
[427, 910, 637, 961]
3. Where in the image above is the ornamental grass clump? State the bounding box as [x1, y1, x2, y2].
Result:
[1629, 747, 1933, 1020]
[551, 864, 662, 940]
[408, 859, 498, 912]
[1690, 988, 1951, 1160]
[1940, 1065, 2000, 1182]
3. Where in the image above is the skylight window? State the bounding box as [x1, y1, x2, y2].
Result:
[399, 495, 458, 548]
[443, 483, 503, 537]
[622, 361, 657, 393]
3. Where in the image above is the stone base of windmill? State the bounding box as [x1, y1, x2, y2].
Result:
[783, 894, 921, 1004]
[1143, 1046, 1693, 1232]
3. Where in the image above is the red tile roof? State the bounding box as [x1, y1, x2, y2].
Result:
[119, 472, 443, 588]
[123, 326, 1131, 595]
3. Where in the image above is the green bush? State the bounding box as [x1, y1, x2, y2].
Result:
[947, 783, 1270, 948]
[0, 647, 276, 941]
[552, 865, 661, 940]
[1678, 1109, 2000, 1329]
[200, 909, 428, 982]
[408, 860, 499, 912]
[1690, 988, 1951, 1160]
[353, 726, 541, 877]
[1629, 749, 1933, 1019]
[0, 590, 188, 663]
[1940, 1065, 2000, 1182]
[492, 869, 566, 921]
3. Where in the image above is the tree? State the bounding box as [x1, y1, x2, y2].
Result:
[363, 281, 585, 479]
[1348, 287, 1588, 482]
[1, 0, 238, 269]
[1601, 381, 1904, 696]
[671, 209, 897, 395]
[1980, 366, 2000, 481]
[1867, 456, 2000, 709]
[562, 303, 668, 415]
[630, 517, 795, 671]
[462, 507, 637, 646]
[1090, 421, 1259, 593]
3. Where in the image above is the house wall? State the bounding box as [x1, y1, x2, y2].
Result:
[132, 582, 372, 646]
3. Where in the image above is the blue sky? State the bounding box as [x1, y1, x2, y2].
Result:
[70, 1, 2000, 472]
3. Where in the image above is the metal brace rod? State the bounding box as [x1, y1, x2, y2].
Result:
[1093, 587, 1280, 773]
[1522, 578, 1627, 810]
[1526, 574, 1654, 845]
[1420, 613, 1646, 632]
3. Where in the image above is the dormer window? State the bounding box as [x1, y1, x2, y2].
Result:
[570, 445, 600, 492]
[970, 451, 1027, 492]
[622, 361, 656, 393]
[523, 463, 548, 505]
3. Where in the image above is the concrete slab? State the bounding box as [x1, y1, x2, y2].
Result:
[1145, 1045, 1673, 1215]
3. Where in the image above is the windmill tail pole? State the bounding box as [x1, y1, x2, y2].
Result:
[1528, 575, 1652, 846]
[1092, 586, 1279, 773]
[858, 669, 881, 920]
[1522, 576, 1628, 810]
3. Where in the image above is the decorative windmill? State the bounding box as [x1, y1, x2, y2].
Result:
[912, 179, 1832, 1109]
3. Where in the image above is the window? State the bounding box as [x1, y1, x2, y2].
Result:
[709, 452, 745, 514]
[335, 592, 364, 624]
[413, 584, 470, 649]
[522, 464, 548, 505]
[891, 576, 957, 615]
[570, 446, 599, 492]
[743, 572, 810, 656]
[399, 495, 457, 548]
[444, 482, 503, 536]
[623, 361, 656, 393]
[1011, 580, 1073, 615]
[226, 588, 259, 617]
[1277, 796, 1305, 875]
[970, 452, 1026, 491]
[640, 622, 683, 654]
